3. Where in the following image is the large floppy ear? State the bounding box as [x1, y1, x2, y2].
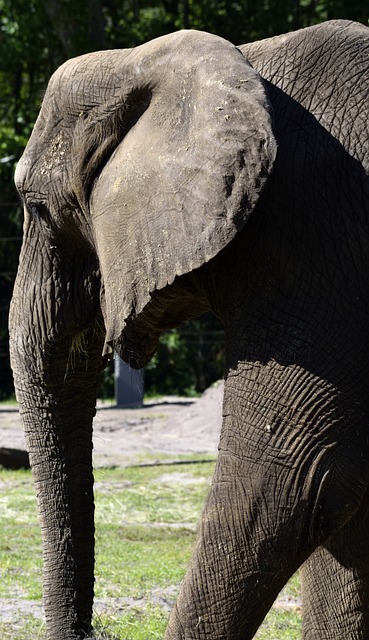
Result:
[88, 30, 276, 361]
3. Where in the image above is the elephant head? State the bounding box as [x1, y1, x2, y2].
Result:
[14, 30, 275, 367]
[10, 29, 276, 639]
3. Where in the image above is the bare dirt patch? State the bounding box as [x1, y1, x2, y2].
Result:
[0, 381, 224, 467]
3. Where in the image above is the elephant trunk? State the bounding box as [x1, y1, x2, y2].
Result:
[24, 390, 96, 639]
[9, 223, 104, 639]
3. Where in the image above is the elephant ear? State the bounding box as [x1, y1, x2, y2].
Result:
[88, 30, 276, 364]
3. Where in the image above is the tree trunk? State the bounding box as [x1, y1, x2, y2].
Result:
[41, 0, 106, 58]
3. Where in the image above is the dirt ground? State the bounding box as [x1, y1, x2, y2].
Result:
[0, 380, 224, 466]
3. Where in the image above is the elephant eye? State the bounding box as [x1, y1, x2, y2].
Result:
[29, 202, 49, 222]
[27, 201, 55, 237]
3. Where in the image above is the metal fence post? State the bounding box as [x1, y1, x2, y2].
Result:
[114, 355, 144, 408]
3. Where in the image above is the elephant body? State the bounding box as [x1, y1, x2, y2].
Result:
[9, 20, 369, 639]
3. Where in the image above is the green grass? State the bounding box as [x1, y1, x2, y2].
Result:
[0, 459, 302, 639]
[255, 610, 301, 639]
[0, 470, 42, 600]
[0, 617, 46, 640]
[94, 606, 168, 639]
[0, 396, 18, 406]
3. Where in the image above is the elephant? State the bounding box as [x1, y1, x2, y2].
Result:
[9, 18, 369, 640]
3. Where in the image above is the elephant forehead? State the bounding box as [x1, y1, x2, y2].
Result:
[48, 30, 242, 111]
[16, 29, 264, 201]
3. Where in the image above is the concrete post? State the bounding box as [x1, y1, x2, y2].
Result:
[114, 355, 144, 408]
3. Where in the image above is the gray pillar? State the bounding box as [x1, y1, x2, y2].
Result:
[114, 356, 144, 408]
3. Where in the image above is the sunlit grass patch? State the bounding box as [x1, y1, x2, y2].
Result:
[256, 608, 302, 638]
[0, 469, 42, 600]
[0, 616, 45, 640]
[94, 460, 214, 528]
[94, 605, 168, 639]
[95, 524, 194, 599]
[94, 459, 214, 600]
[0, 459, 302, 638]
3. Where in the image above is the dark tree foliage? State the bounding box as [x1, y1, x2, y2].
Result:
[1, 1, 368, 398]
[144, 313, 225, 396]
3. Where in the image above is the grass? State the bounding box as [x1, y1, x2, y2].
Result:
[255, 610, 301, 639]
[0, 458, 302, 639]
[0, 396, 18, 406]
[94, 606, 169, 640]
[0, 470, 42, 600]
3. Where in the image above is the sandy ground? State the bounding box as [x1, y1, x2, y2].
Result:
[93, 380, 224, 466]
[0, 380, 224, 466]
[0, 380, 301, 631]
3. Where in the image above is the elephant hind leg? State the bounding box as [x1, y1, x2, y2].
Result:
[301, 487, 369, 640]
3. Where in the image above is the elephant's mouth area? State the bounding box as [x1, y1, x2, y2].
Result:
[106, 273, 210, 370]
[112, 327, 159, 370]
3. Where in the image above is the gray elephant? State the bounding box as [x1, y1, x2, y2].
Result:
[9, 18, 369, 640]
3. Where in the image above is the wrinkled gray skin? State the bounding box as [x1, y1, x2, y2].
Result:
[9, 19, 369, 640]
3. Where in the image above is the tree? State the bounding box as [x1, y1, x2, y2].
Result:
[0, 0, 57, 397]
[144, 313, 225, 396]
[40, 0, 106, 57]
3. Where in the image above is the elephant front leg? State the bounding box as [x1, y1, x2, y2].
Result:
[164, 360, 369, 639]
[165, 450, 304, 639]
[301, 486, 369, 640]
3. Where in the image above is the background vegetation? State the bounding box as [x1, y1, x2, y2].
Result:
[1, 0, 368, 399]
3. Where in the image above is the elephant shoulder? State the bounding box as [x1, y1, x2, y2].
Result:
[240, 20, 369, 167]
